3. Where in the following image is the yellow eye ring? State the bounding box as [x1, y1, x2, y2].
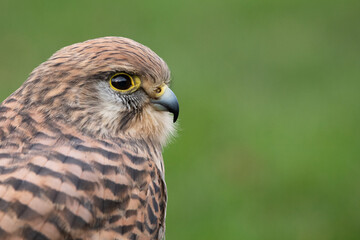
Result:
[154, 84, 167, 98]
[109, 73, 141, 93]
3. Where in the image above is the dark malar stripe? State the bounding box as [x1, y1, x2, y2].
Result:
[118, 111, 136, 130]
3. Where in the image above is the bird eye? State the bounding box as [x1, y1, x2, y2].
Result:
[109, 73, 140, 93]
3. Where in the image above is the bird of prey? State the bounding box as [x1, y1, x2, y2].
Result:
[0, 37, 179, 240]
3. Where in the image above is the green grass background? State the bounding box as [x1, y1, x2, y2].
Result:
[1, 0, 360, 239]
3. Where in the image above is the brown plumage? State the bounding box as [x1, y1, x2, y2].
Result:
[0, 37, 179, 240]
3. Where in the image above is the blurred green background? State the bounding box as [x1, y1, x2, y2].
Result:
[1, 0, 360, 239]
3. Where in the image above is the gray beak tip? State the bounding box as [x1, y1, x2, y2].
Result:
[172, 104, 179, 123]
[151, 87, 179, 123]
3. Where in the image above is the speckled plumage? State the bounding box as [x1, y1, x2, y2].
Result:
[0, 37, 178, 240]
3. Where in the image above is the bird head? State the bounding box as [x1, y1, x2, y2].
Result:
[19, 37, 179, 146]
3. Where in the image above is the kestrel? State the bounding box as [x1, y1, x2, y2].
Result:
[0, 37, 179, 240]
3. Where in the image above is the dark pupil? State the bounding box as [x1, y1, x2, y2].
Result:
[111, 75, 132, 90]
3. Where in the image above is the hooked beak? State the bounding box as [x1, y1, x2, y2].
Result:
[151, 86, 179, 122]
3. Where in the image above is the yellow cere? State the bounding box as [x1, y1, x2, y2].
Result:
[154, 84, 167, 98]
